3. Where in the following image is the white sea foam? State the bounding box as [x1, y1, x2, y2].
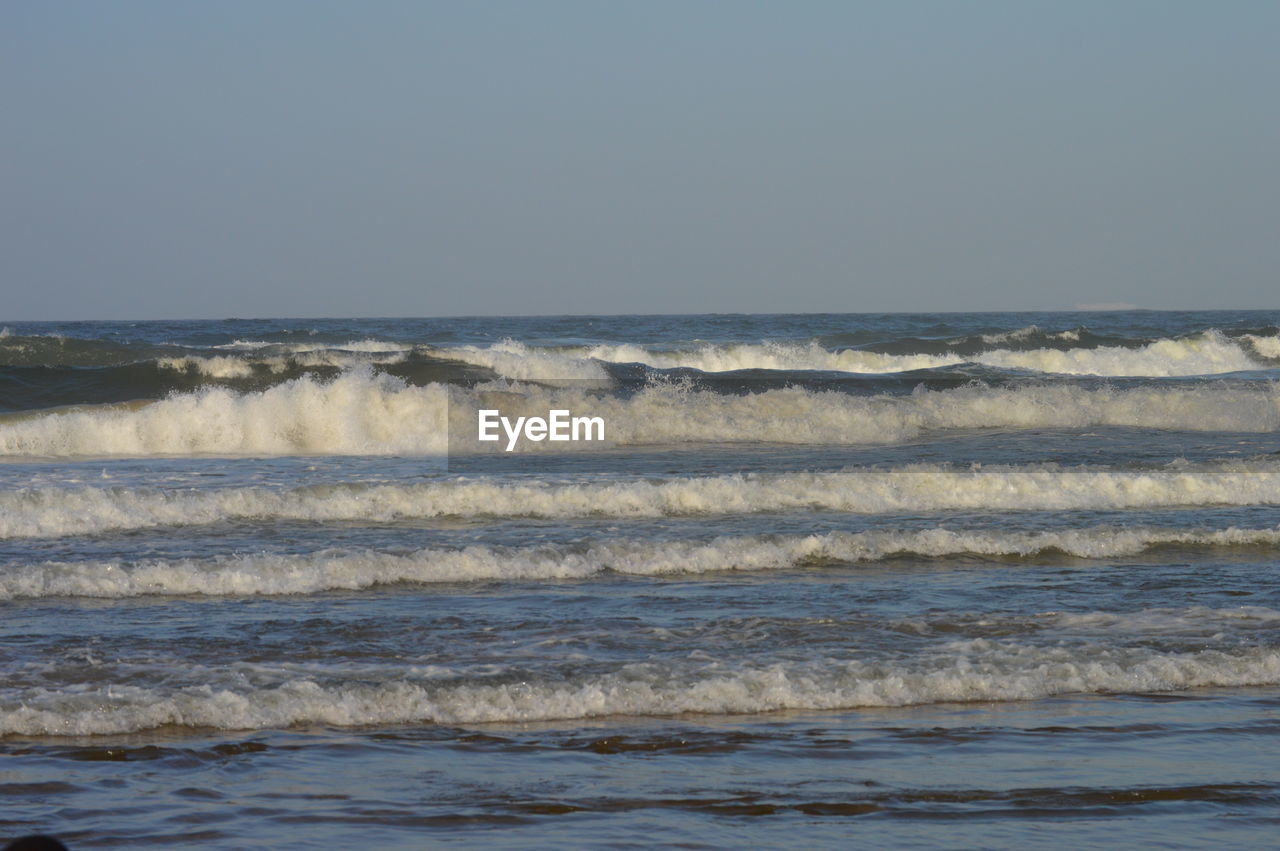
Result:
[442, 330, 1268, 378]
[978, 325, 1042, 344]
[974, 331, 1263, 376]
[1050, 605, 1280, 633]
[6, 461, 1280, 537]
[975, 325, 1082, 345]
[314, 339, 410, 354]
[208, 338, 409, 354]
[156, 355, 258, 379]
[0, 371, 449, 457]
[1244, 334, 1280, 360]
[443, 340, 611, 380]
[6, 460, 1280, 538]
[4, 525, 1279, 597]
[157, 347, 409, 378]
[5, 641, 1279, 735]
[2, 372, 1278, 458]
[210, 339, 275, 350]
[453, 339, 959, 375]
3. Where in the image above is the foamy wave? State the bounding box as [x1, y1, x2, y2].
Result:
[5, 526, 1280, 598]
[0, 371, 449, 457]
[443, 340, 611, 380]
[6, 641, 1279, 735]
[156, 355, 258, 379]
[6, 461, 1280, 537]
[209, 338, 410, 354]
[975, 325, 1081, 345]
[1050, 605, 1280, 632]
[591, 381, 1280, 445]
[210, 339, 274, 350]
[448, 339, 957, 375]
[1244, 334, 1280, 360]
[975, 331, 1263, 376]
[2, 373, 1279, 458]
[312, 339, 410, 354]
[444, 330, 1268, 377]
[157, 347, 409, 378]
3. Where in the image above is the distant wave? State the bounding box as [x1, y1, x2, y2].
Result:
[2, 371, 1279, 458]
[155, 341, 411, 378]
[442, 329, 1279, 378]
[6, 327, 1278, 379]
[4, 328, 1279, 414]
[5, 461, 1280, 536]
[0, 333, 186, 367]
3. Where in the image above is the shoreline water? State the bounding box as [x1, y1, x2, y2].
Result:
[3, 310, 1279, 847]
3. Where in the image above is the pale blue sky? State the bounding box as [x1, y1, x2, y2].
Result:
[2, 1, 1277, 319]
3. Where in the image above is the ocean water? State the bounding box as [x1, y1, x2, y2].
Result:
[3, 310, 1280, 848]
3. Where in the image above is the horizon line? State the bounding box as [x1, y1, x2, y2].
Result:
[7, 306, 1280, 324]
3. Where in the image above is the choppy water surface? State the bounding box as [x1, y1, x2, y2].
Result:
[3, 310, 1280, 847]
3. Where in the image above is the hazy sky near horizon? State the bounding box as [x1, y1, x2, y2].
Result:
[3, 1, 1277, 320]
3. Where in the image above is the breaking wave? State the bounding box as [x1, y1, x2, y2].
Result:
[0, 372, 449, 457]
[6, 639, 1279, 735]
[5, 525, 1280, 598]
[443, 330, 1279, 378]
[2, 371, 1278, 458]
[5, 464, 1280, 537]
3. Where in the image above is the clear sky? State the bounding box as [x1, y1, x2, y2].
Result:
[2, 1, 1277, 319]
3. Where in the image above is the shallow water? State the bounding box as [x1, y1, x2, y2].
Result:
[3, 311, 1280, 846]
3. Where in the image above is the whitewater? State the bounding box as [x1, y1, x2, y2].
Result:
[5, 310, 1280, 847]
[2, 375, 1280, 458]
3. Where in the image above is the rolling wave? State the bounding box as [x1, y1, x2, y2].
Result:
[442, 329, 1279, 378]
[6, 639, 1279, 735]
[2, 371, 1278, 458]
[5, 327, 1278, 387]
[0, 372, 450, 458]
[5, 526, 1280, 598]
[5, 461, 1280, 536]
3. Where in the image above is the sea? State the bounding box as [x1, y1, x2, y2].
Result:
[2, 310, 1280, 848]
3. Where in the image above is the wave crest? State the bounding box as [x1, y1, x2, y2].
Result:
[5, 525, 1280, 598]
[7, 642, 1279, 735]
[441, 330, 1275, 378]
[5, 464, 1280, 536]
[2, 372, 1279, 458]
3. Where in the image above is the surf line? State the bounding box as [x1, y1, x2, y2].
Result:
[478, 409, 606, 451]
